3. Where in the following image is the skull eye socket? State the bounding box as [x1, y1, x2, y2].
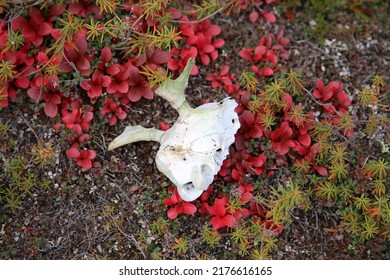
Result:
[183, 182, 194, 190]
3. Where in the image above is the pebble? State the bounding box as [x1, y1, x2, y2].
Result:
[97, 244, 103, 253]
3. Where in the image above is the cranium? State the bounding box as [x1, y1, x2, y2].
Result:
[108, 59, 240, 201]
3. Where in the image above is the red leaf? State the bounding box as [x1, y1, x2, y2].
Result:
[208, 24, 221, 36]
[280, 122, 293, 139]
[327, 81, 341, 93]
[210, 216, 225, 230]
[251, 155, 266, 167]
[80, 80, 91, 91]
[37, 22, 52, 36]
[251, 65, 260, 74]
[182, 202, 197, 215]
[262, 12, 276, 23]
[208, 197, 225, 216]
[316, 79, 324, 91]
[322, 89, 334, 102]
[222, 215, 236, 228]
[66, 148, 80, 158]
[78, 134, 90, 143]
[76, 56, 90, 71]
[142, 88, 155, 100]
[108, 115, 117, 126]
[310, 143, 321, 154]
[239, 48, 253, 62]
[298, 133, 311, 146]
[168, 7, 181, 19]
[82, 111, 93, 123]
[282, 93, 293, 109]
[151, 49, 171, 64]
[315, 165, 328, 176]
[107, 64, 120, 75]
[232, 168, 240, 181]
[273, 142, 285, 155]
[11, 15, 27, 30]
[50, 94, 62, 105]
[61, 113, 76, 125]
[27, 87, 47, 101]
[249, 11, 259, 23]
[286, 139, 296, 148]
[271, 223, 284, 235]
[79, 158, 92, 170]
[335, 91, 351, 107]
[68, 3, 83, 14]
[219, 65, 229, 76]
[262, 67, 274, 76]
[190, 65, 198, 75]
[49, 4, 65, 18]
[101, 76, 111, 87]
[73, 124, 82, 136]
[75, 37, 87, 54]
[116, 81, 129, 94]
[167, 207, 179, 219]
[179, 17, 194, 36]
[159, 121, 170, 131]
[294, 144, 308, 156]
[22, 24, 35, 40]
[90, 85, 102, 98]
[37, 51, 49, 64]
[213, 198, 227, 217]
[241, 192, 252, 202]
[53, 123, 63, 131]
[240, 110, 254, 128]
[248, 125, 263, 138]
[213, 38, 224, 48]
[101, 47, 112, 62]
[88, 150, 96, 160]
[44, 102, 58, 118]
[15, 77, 30, 89]
[163, 198, 174, 207]
[201, 54, 210, 65]
[250, 202, 265, 217]
[313, 89, 321, 99]
[127, 88, 141, 102]
[254, 46, 267, 61]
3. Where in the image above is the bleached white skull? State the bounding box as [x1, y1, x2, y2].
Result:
[108, 59, 240, 201]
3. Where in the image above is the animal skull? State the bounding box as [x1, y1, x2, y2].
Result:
[108, 59, 240, 201]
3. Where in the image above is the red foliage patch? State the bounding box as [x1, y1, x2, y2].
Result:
[66, 148, 96, 171]
[164, 188, 197, 219]
[208, 197, 236, 230]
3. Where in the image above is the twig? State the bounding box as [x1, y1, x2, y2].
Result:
[250, 196, 271, 209]
[116, 223, 147, 259]
[17, 110, 43, 144]
[170, 6, 226, 24]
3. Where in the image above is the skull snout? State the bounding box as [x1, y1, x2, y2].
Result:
[191, 164, 214, 190]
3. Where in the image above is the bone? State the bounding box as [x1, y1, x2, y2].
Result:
[108, 125, 164, 151]
[108, 59, 240, 201]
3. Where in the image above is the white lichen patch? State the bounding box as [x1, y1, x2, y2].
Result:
[322, 38, 351, 77]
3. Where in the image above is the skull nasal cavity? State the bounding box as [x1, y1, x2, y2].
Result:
[183, 182, 194, 190]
